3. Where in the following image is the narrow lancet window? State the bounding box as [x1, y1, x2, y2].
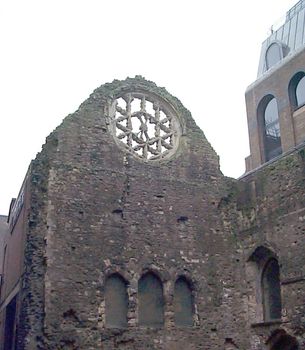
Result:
[105, 274, 128, 328]
[174, 277, 194, 326]
[138, 272, 164, 327]
[262, 259, 282, 321]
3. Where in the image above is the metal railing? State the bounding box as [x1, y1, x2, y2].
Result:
[286, 0, 305, 21]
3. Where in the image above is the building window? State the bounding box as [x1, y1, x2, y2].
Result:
[262, 259, 282, 321]
[105, 274, 128, 328]
[138, 272, 164, 327]
[289, 72, 305, 109]
[258, 95, 282, 162]
[265, 43, 283, 70]
[247, 246, 282, 323]
[174, 277, 194, 326]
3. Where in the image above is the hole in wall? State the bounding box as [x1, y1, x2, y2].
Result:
[112, 209, 123, 215]
[177, 216, 189, 223]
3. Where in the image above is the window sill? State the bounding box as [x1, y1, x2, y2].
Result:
[251, 319, 282, 328]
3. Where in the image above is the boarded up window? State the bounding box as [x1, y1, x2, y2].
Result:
[138, 272, 164, 327]
[262, 259, 282, 321]
[174, 277, 193, 326]
[105, 274, 128, 328]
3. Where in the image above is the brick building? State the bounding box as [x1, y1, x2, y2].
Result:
[0, 1, 304, 349]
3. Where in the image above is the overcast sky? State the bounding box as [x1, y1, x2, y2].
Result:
[0, 0, 295, 214]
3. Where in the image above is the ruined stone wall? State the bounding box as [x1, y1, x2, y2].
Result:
[17, 77, 256, 350]
[221, 147, 305, 349]
[16, 77, 304, 350]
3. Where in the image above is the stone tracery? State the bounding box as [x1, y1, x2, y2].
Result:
[112, 92, 179, 160]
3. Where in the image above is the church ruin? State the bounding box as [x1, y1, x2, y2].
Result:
[0, 1, 304, 349]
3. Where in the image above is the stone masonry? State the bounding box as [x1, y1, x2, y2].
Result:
[7, 76, 303, 349]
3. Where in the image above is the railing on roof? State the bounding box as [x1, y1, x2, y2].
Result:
[286, 0, 305, 21]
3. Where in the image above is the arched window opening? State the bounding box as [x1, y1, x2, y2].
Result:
[262, 259, 282, 321]
[138, 272, 164, 327]
[174, 277, 194, 326]
[266, 43, 282, 70]
[258, 96, 282, 161]
[105, 274, 128, 328]
[289, 72, 305, 110]
[296, 75, 305, 107]
[247, 246, 281, 323]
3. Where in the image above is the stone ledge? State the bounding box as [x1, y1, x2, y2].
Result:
[251, 319, 282, 328]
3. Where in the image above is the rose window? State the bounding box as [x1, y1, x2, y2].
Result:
[111, 92, 180, 161]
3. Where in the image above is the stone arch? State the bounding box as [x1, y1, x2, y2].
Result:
[246, 245, 281, 323]
[105, 273, 128, 328]
[174, 276, 194, 326]
[138, 271, 164, 327]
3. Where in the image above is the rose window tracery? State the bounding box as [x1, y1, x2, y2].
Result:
[110, 92, 180, 161]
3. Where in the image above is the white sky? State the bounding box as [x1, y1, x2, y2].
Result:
[0, 0, 296, 215]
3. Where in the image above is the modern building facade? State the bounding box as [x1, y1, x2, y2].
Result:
[245, 0, 305, 171]
[0, 2, 304, 349]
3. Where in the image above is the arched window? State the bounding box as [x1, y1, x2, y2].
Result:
[258, 95, 282, 162]
[105, 274, 128, 328]
[174, 277, 194, 326]
[266, 43, 282, 70]
[262, 259, 282, 321]
[138, 272, 164, 327]
[296, 76, 305, 107]
[289, 72, 305, 109]
[247, 246, 281, 323]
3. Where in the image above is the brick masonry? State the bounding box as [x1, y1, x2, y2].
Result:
[245, 47, 305, 172]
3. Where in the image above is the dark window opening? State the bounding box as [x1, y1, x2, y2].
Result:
[105, 274, 128, 328]
[4, 295, 17, 350]
[262, 259, 282, 321]
[138, 272, 164, 327]
[174, 277, 194, 326]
